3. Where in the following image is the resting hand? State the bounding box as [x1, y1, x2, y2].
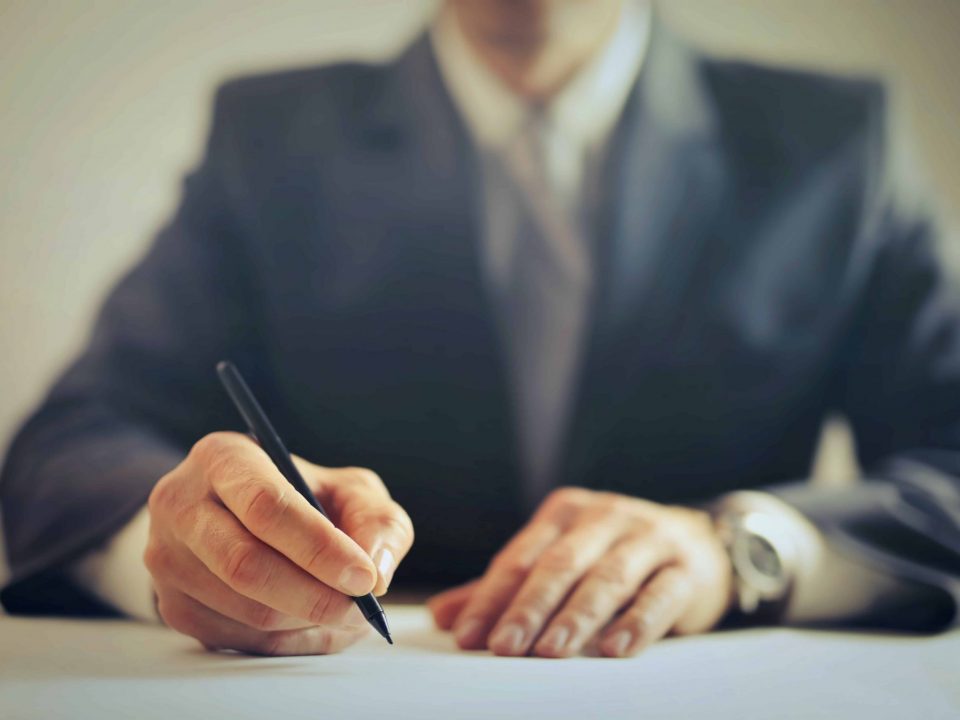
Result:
[145, 432, 413, 655]
[429, 487, 731, 658]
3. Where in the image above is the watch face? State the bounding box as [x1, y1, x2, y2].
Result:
[746, 533, 782, 581]
[730, 512, 793, 600]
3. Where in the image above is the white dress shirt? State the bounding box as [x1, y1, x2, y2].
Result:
[71, 0, 895, 626]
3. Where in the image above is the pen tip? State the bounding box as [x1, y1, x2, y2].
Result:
[367, 610, 392, 644]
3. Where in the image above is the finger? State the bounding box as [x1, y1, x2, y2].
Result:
[487, 515, 626, 657]
[158, 587, 367, 656]
[145, 539, 310, 632]
[599, 565, 694, 658]
[158, 585, 274, 652]
[195, 432, 377, 596]
[533, 532, 672, 658]
[179, 498, 357, 627]
[309, 465, 414, 596]
[427, 580, 480, 630]
[452, 520, 563, 650]
[446, 487, 592, 648]
[254, 620, 370, 657]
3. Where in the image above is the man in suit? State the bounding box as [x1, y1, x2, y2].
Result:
[2, 0, 959, 657]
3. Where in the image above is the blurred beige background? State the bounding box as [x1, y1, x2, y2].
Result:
[1, 1, 959, 581]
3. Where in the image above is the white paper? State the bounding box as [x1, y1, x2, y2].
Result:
[1, 606, 958, 720]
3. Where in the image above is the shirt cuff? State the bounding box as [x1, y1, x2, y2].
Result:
[714, 490, 911, 624]
[68, 505, 157, 622]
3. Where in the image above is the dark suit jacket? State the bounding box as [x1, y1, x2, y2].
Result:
[3, 24, 959, 629]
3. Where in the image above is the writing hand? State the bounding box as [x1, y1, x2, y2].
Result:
[145, 432, 413, 655]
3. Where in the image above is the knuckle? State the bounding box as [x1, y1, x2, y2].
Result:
[343, 502, 414, 544]
[629, 611, 655, 641]
[148, 474, 180, 517]
[303, 533, 334, 576]
[669, 571, 695, 601]
[642, 573, 689, 618]
[253, 632, 290, 657]
[302, 628, 340, 655]
[641, 587, 670, 617]
[311, 629, 337, 656]
[563, 605, 607, 635]
[190, 432, 236, 468]
[676, 504, 709, 525]
[646, 521, 674, 549]
[490, 554, 533, 582]
[374, 506, 412, 536]
[565, 601, 604, 630]
[143, 542, 172, 578]
[590, 557, 630, 586]
[239, 483, 288, 534]
[547, 486, 589, 509]
[693, 511, 718, 537]
[597, 493, 624, 513]
[222, 540, 263, 592]
[346, 467, 384, 491]
[307, 588, 345, 625]
[302, 465, 326, 495]
[538, 542, 579, 574]
[247, 604, 286, 632]
[504, 605, 544, 631]
[511, 587, 559, 623]
[392, 504, 415, 543]
[157, 596, 194, 636]
[194, 434, 252, 489]
[623, 527, 652, 545]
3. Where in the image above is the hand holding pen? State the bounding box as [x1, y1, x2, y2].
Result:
[142, 362, 413, 654]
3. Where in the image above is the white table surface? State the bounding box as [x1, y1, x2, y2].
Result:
[1, 605, 957, 720]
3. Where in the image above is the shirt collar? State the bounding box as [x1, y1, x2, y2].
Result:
[431, 1, 651, 154]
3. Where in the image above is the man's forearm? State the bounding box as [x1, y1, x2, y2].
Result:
[0, 400, 187, 618]
[714, 490, 922, 625]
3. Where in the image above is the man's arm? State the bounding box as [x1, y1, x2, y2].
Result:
[0, 84, 257, 615]
[767, 92, 960, 631]
[1, 77, 415, 657]
[711, 489, 943, 628]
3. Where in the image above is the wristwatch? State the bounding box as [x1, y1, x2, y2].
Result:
[713, 498, 800, 623]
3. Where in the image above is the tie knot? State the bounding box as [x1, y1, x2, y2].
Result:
[508, 108, 566, 200]
[509, 109, 547, 165]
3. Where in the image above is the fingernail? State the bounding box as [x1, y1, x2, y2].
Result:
[489, 623, 526, 655]
[604, 630, 633, 657]
[338, 565, 375, 596]
[455, 617, 484, 647]
[538, 626, 570, 655]
[374, 548, 396, 587]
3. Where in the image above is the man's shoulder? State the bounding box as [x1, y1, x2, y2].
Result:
[208, 56, 397, 138]
[217, 59, 387, 104]
[700, 56, 888, 162]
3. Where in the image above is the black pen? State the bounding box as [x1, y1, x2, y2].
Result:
[216, 360, 393, 644]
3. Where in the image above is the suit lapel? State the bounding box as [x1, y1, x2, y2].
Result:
[352, 38, 527, 515]
[561, 21, 730, 489]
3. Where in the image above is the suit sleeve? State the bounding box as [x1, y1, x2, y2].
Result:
[0, 84, 260, 615]
[772, 91, 960, 632]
